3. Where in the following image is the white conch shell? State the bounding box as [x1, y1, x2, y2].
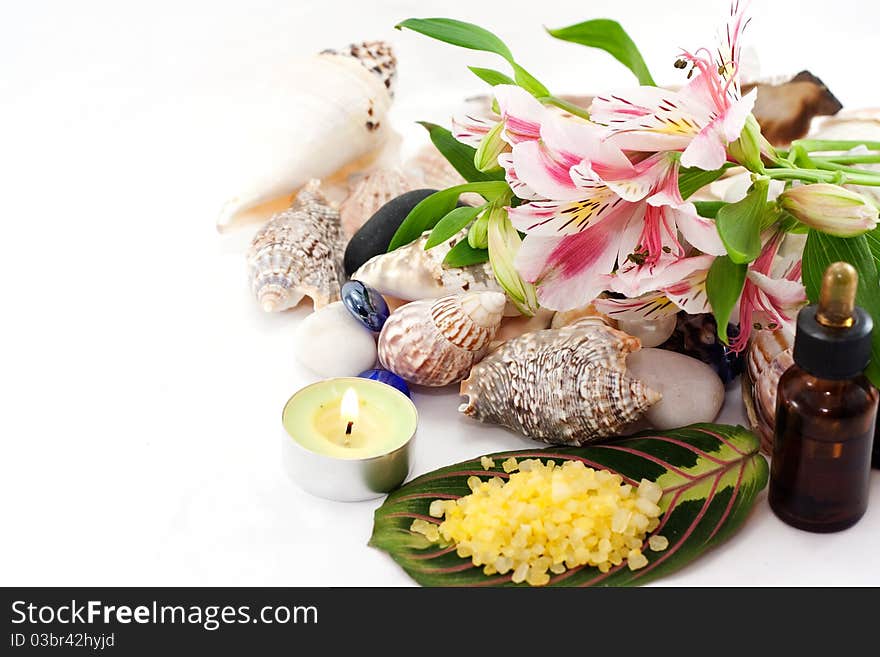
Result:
[246, 180, 345, 312]
[460, 320, 661, 446]
[352, 231, 502, 301]
[217, 42, 397, 232]
[339, 168, 414, 237]
[378, 291, 506, 386]
[743, 328, 794, 455]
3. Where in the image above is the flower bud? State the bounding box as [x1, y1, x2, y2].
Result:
[468, 211, 489, 248]
[486, 204, 538, 316]
[728, 113, 773, 173]
[779, 184, 879, 237]
[474, 121, 506, 173]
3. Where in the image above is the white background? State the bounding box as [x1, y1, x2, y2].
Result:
[2, 0, 879, 586]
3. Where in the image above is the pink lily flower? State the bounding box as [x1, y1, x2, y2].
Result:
[730, 230, 807, 352]
[451, 84, 546, 148]
[593, 254, 715, 319]
[505, 114, 725, 310]
[590, 1, 756, 171]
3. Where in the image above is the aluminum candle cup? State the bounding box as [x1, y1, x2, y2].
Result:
[281, 377, 418, 501]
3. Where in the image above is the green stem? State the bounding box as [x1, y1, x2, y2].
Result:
[538, 95, 591, 120]
[765, 166, 880, 187]
[814, 154, 880, 165]
[793, 139, 880, 152]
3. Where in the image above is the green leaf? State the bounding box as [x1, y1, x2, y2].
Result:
[425, 205, 483, 249]
[397, 17, 548, 98]
[370, 424, 768, 587]
[388, 182, 511, 251]
[678, 164, 731, 200]
[396, 18, 514, 60]
[693, 201, 725, 219]
[417, 122, 505, 183]
[468, 66, 515, 86]
[443, 239, 489, 266]
[546, 19, 655, 86]
[706, 255, 747, 344]
[716, 180, 770, 264]
[803, 230, 880, 386]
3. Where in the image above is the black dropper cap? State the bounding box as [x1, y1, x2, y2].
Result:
[793, 262, 873, 379]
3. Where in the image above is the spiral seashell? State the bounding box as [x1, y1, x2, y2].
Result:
[352, 231, 502, 301]
[217, 41, 397, 232]
[743, 328, 794, 454]
[246, 180, 345, 312]
[339, 168, 415, 237]
[460, 321, 661, 446]
[378, 291, 506, 386]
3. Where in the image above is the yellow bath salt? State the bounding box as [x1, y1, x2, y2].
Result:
[410, 458, 667, 586]
[480, 456, 495, 471]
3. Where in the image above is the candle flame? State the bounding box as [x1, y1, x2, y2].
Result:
[340, 387, 359, 424]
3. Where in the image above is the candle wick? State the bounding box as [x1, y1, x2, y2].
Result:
[345, 421, 353, 436]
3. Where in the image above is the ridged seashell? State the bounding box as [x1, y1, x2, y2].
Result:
[339, 168, 415, 237]
[246, 180, 345, 312]
[405, 145, 484, 207]
[378, 291, 506, 386]
[460, 321, 661, 446]
[352, 231, 502, 301]
[743, 328, 794, 455]
[217, 41, 397, 232]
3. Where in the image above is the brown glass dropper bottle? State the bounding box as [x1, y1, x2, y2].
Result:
[769, 262, 878, 532]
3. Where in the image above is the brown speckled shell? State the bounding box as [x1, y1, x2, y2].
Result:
[339, 168, 413, 237]
[743, 328, 794, 454]
[246, 180, 345, 312]
[378, 291, 505, 386]
[460, 321, 661, 446]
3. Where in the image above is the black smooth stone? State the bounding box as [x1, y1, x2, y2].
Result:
[344, 188, 466, 277]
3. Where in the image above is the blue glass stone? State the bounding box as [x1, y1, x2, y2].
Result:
[358, 368, 411, 398]
[341, 280, 390, 332]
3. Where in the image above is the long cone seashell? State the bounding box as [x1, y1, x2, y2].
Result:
[217, 41, 397, 232]
[246, 180, 345, 312]
[378, 291, 506, 386]
[339, 168, 414, 237]
[352, 231, 502, 301]
[460, 320, 661, 446]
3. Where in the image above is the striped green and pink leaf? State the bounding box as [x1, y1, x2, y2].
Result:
[370, 423, 768, 586]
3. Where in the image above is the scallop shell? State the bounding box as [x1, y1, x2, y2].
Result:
[217, 42, 397, 232]
[743, 328, 794, 455]
[246, 180, 345, 312]
[460, 321, 661, 446]
[378, 291, 506, 386]
[339, 168, 415, 237]
[352, 230, 502, 301]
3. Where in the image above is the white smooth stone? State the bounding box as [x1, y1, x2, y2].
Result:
[626, 348, 724, 430]
[293, 301, 377, 378]
[618, 314, 677, 348]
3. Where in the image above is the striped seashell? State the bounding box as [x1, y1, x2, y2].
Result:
[339, 168, 414, 237]
[460, 320, 661, 446]
[378, 291, 506, 386]
[743, 328, 794, 454]
[246, 180, 345, 312]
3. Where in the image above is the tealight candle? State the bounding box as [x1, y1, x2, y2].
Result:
[281, 377, 418, 501]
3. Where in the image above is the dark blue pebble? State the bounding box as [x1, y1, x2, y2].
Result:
[658, 313, 744, 384]
[341, 280, 390, 332]
[358, 369, 411, 398]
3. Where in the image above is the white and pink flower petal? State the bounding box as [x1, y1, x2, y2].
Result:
[507, 188, 629, 236]
[593, 292, 681, 320]
[498, 152, 541, 201]
[509, 139, 586, 201]
[451, 105, 497, 148]
[672, 202, 727, 255]
[493, 84, 545, 144]
[514, 212, 628, 311]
